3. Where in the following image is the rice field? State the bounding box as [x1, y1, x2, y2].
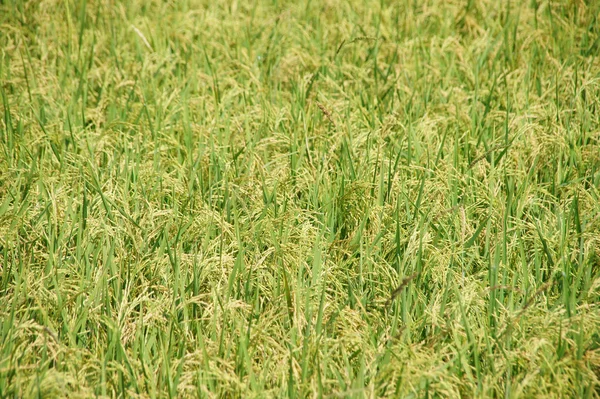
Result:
[1, 0, 600, 397]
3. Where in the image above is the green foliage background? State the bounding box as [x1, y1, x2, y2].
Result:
[1, 0, 600, 397]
